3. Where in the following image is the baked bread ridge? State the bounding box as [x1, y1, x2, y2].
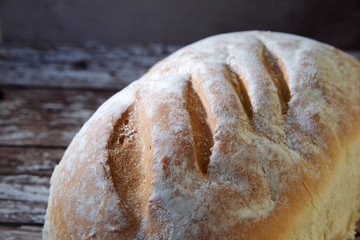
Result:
[43, 31, 360, 239]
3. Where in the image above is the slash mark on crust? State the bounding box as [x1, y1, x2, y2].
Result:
[184, 79, 214, 175]
[260, 41, 291, 115]
[223, 64, 253, 120]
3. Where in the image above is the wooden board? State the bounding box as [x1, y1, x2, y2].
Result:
[0, 45, 359, 239]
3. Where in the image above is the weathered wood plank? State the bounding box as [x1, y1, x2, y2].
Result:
[0, 147, 63, 176]
[0, 199, 47, 224]
[0, 147, 62, 224]
[0, 224, 43, 240]
[0, 45, 357, 90]
[0, 173, 49, 224]
[0, 44, 180, 90]
[0, 87, 116, 147]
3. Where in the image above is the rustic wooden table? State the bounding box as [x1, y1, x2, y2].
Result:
[0, 44, 359, 239]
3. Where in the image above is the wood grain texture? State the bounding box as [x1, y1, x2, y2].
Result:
[0, 147, 62, 176]
[0, 147, 63, 224]
[0, 87, 116, 147]
[0, 44, 180, 90]
[0, 45, 357, 90]
[0, 225, 43, 240]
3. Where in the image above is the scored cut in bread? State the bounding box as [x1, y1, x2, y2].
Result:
[43, 31, 360, 240]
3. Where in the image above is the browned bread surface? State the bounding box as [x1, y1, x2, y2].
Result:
[43, 31, 360, 239]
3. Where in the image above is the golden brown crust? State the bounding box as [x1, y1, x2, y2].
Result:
[43, 31, 360, 239]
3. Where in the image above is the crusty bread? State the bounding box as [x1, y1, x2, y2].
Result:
[43, 31, 360, 240]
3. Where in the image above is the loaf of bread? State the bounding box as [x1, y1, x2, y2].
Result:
[43, 31, 360, 239]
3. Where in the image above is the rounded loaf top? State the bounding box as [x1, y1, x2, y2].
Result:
[43, 31, 360, 239]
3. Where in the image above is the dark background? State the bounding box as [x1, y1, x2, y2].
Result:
[1, 0, 360, 49]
